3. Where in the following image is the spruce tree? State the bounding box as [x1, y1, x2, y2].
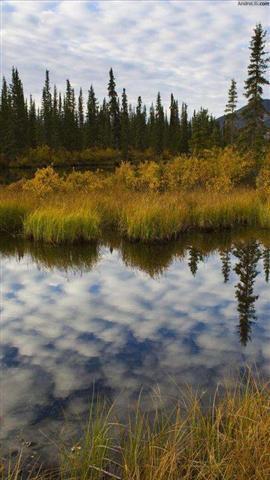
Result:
[51, 85, 60, 149]
[155, 92, 164, 155]
[224, 79, 238, 144]
[62, 79, 78, 150]
[78, 88, 84, 149]
[108, 68, 120, 149]
[241, 23, 269, 150]
[98, 99, 111, 148]
[179, 102, 189, 154]
[86, 85, 98, 148]
[41, 70, 52, 146]
[0, 77, 13, 157]
[28, 95, 37, 148]
[9, 68, 28, 154]
[169, 94, 180, 153]
[120, 88, 129, 159]
[135, 96, 146, 150]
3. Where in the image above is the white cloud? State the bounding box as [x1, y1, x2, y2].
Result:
[2, 0, 269, 117]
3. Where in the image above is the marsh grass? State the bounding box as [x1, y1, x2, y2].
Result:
[24, 207, 101, 243]
[2, 375, 270, 480]
[0, 184, 269, 243]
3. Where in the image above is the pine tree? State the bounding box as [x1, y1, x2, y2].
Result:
[78, 88, 84, 150]
[169, 94, 180, 153]
[10, 68, 28, 154]
[98, 99, 111, 148]
[108, 68, 120, 149]
[135, 96, 147, 150]
[62, 79, 78, 150]
[121, 88, 129, 159]
[179, 102, 189, 154]
[0, 77, 13, 157]
[51, 85, 60, 149]
[224, 79, 238, 144]
[241, 24, 269, 150]
[28, 95, 37, 148]
[86, 85, 99, 148]
[155, 92, 164, 155]
[41, 70, 52, 146]
[148, 103, 156, 150]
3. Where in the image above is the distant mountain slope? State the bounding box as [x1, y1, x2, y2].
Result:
[217, 99, 270, 129]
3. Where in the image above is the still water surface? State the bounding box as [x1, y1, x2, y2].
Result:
[0, 230, 270, 456]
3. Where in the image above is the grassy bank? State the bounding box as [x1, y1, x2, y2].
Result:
[0, 157, 270, 243]
[0, 188, 269, 243]
[2, 376, 270, 479]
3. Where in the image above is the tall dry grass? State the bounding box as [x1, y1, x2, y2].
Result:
[0, 162, 270, 242]
[2, 375, 270, 479]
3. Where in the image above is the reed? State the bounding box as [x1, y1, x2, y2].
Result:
[24, 207, 101, 243]
[2, 375, 270, 480]
[0, 181, 269, 243]
[120, 193, 188, 241]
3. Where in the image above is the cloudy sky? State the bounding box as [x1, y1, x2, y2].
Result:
[2, 0, 270, 118]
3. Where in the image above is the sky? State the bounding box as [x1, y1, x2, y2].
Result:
[1, 0, 270, 118]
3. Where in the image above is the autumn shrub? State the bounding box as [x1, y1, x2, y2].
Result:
[22, 166, 65, 197]
[114, 162, 138, 189]
[257, 152, 270, 196]
[137, 161, 163, 191]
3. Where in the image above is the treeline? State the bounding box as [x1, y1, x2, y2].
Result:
[0, 23, 269, 163]
[0, 67, 222, 160]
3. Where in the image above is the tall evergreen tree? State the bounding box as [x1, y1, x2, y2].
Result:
[135, 96, 147, 150]
[41, 70, 53, 146]
[108, 68, 120, 149]
[179, 102, 189, 154]
[78, 88, 84, 149]
[169, 94, 180, 153]
[0, 77, 13, 157]
[148, 102, 156, 150]
[241, 24, 269, 150]
[62, 79, 78, 150]
[155, 92, 164, 155]
[9, 67, 28, 154]
[28, 95, 37, 148]
[86, 85, 99, 148]
[120, 88, 129, 159]
[51, 85, 60, 149]
[224, 79, 238, 144]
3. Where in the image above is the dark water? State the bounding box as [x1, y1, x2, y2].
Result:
[0, 229, 270, 458]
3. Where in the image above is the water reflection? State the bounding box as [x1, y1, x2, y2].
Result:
[0, 229, 269, 456]
[234, 242, 261, 346]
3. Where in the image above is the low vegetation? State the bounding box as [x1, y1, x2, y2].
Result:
[0, 148, 269, 243]
[2, 375, 270, 479]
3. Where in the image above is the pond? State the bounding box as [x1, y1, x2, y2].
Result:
[0, 229, 269, 459]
